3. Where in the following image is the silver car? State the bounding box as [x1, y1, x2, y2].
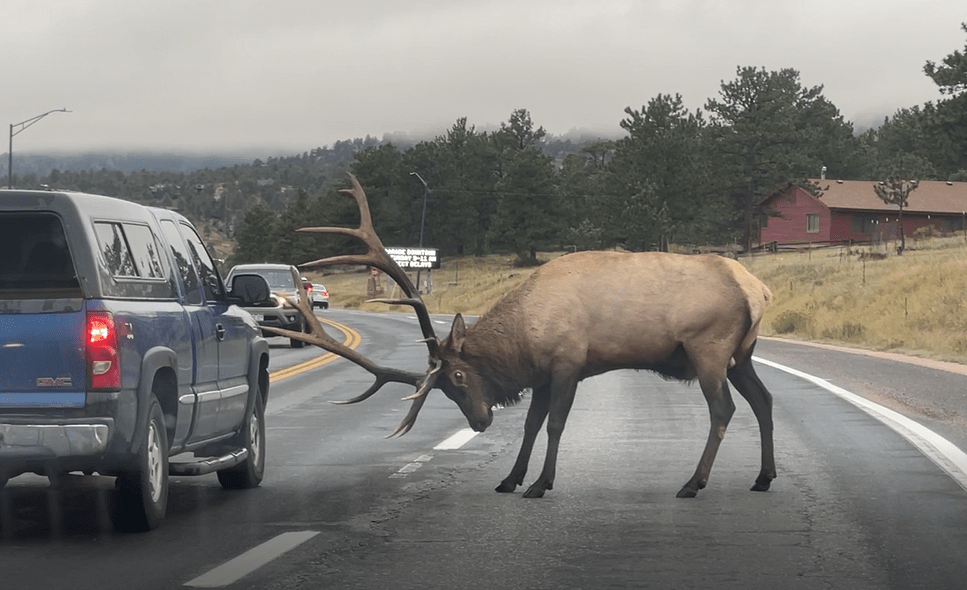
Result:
[310, 282, 329, 309]
[227, 263, 307, 348]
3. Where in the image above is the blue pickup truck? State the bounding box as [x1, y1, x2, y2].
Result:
[0, 189, 273, 532]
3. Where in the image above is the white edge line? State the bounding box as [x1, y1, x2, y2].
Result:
[434, 428, 479, 450]
[184, 531, 319, 588]
[754, 356, 967, 493]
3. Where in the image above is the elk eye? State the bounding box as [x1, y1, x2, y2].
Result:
[452, 370, 465, 385]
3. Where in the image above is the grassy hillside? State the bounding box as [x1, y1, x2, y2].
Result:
[305, 235, 967, 366]
[743, 235, 967, 365]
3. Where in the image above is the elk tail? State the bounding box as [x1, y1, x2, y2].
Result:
[760, 282, 773, 302]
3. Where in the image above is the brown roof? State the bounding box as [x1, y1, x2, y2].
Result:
[812, 179, 967, 214]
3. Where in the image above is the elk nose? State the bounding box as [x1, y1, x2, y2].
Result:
[470, 407, 494, 432]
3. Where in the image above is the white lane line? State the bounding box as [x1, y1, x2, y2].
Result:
[184, 531, 319, 587]
[434, 428, 479, 450]
[388, 429, 479, 479]
[389, 454, 435, 478]
[754, 356, 967, 492]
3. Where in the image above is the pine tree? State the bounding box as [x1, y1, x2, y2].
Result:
[228, 200, 277, 266]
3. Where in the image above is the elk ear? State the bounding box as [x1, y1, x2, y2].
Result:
[449, 313, 467, 352]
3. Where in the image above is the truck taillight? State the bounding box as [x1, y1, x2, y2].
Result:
[87, 311, 120, 390]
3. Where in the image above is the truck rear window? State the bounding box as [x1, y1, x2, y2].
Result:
[0, 213, 81, 295]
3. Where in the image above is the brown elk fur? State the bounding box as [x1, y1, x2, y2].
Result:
[462, 251, 770, 383]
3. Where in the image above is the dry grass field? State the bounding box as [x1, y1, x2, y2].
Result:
[304, 234, 967, 366]
[305, 254, 556, 317]
[743, 234, 967, 365]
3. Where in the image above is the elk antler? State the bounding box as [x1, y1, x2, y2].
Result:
[264, 173, 441, 436]
[263, 286, 425, 402]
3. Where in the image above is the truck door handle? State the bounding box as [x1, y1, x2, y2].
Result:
[215, 324, 226, 341]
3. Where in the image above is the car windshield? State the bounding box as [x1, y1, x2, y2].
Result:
[256, 270, 295, 290]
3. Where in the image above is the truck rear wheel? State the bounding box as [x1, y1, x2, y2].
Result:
[217, 391, 266, 489]
[111, 394, 168, 532]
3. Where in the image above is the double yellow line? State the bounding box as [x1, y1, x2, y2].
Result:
[269, 316, 361, 383]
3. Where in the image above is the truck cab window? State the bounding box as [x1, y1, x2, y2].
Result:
[180, 224, 225, 302]
[159, 219, 203, 304]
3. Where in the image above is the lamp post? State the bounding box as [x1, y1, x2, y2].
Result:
[8, 108, 71, 189]
[409, 171, 430, 292]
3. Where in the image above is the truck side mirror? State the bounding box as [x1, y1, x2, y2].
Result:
[229, 274, 271, 306]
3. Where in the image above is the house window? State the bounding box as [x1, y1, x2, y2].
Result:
[943, 216, 965, 233]
[806, 214, 820, 233]
[851, 214, 876, 234]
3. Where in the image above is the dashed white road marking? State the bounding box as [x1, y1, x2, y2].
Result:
[390, 453, 435, 478]
[184, 531, 319, 587]
[388, 429, 480, 479]
[754, 356, 967, 493]
[434, 428, 479, 450]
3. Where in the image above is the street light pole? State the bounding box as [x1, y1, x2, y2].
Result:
[409, 171, 430, 292]
[8, 108, 71, 189]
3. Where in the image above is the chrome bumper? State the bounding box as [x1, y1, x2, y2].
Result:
[0, 422, 111, 457]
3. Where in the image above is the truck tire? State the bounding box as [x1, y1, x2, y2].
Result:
[111, 394, 169, 532]
[217, 391, 266, 489]
[290, 320, 306, 348]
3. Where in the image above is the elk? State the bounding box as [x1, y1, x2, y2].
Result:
[266, 174, 776, 499]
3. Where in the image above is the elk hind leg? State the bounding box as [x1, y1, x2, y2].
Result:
[678, 368, 735, 498]
[727, 355, 776, 492]
[496, 384, 550, 493]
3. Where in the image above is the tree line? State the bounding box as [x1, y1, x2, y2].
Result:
[233, 24, 967, 266]
[12, 25, 967, 267]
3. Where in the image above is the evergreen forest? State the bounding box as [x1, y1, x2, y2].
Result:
[6, 25, 967, 268]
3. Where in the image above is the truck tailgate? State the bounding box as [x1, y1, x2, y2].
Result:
[0, 308, 87, 408]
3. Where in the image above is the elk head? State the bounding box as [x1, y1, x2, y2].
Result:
[262, 173, 478, 436]
[423, 313, 500, 432]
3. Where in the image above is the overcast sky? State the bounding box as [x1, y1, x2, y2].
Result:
[2, 1, 964, 157]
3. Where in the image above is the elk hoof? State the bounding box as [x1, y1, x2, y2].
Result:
[495, 480, 517, 493]
[522, 484, 546, 499]
[677, 478, 705, 498]
[751, 477, 773, 492]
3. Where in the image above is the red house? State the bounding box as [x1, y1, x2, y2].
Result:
[758, 179, 967, 246]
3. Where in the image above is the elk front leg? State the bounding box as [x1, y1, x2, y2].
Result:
[728, 355, 777, 492]
[496, 385, 550, 493]
[678, 371, 735, 498]
[522, 375, 579, 499]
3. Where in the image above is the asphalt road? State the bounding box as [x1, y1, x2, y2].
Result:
[2, 309, 966, 589]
